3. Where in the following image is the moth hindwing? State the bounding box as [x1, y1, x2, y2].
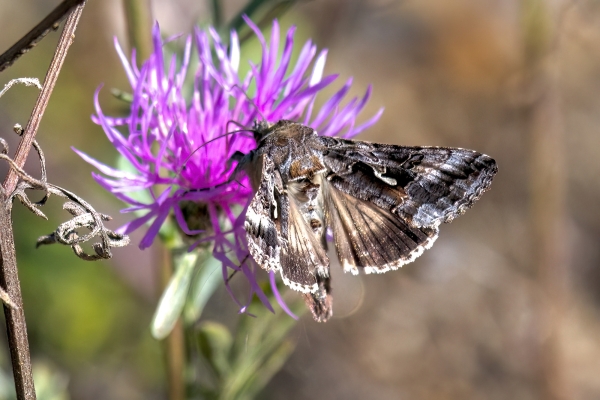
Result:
[238, 120, 497, 322]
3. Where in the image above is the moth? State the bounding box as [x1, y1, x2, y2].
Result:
[234, 120, 497, 322]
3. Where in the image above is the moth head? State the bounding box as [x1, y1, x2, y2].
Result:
[252, 119, 298, 144]
[252, 119, 275, 143]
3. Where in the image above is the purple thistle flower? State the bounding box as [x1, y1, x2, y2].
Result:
[77, 19, 382, 316]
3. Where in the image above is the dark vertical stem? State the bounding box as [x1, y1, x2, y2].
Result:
[0, 3, 87, 399]
[0, 0, 86, 73]
[122, 0, 153, 64]
[0, 201, 35, 400]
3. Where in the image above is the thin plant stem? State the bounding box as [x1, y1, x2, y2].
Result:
[0, 0, 86, 73]
[211, 0, 223, 29]
[3, 3, 87, 194]
[0, 3, 87, 399]
[121, 2, 185, 396]
[0, 204, 34, 400]
[159, 244, 185, 400]
[122, 0, 153, 64]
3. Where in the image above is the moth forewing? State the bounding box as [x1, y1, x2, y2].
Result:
[316, 136, 497, 228]
[243, 155, 282, 272]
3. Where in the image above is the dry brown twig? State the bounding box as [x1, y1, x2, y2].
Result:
[0, 2, 93, 399]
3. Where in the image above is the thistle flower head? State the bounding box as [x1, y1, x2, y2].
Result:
[77, 18, 382, 315]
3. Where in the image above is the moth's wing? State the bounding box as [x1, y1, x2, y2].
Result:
[245, 155, 282, 271]
[278, 195, 329, 294]
[284, 197, 332, 321]
[318, 136, 497, 228]
[245, 153, 332, 321]
[323, 181, 438, 274]
[302, 276, 332, 323]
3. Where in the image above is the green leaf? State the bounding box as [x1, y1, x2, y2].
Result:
[110, 88, 134, 103]
[219, 292, 305, 399]
[197, 321, 234, 380]
[191, 278, 305, 399]
[151, 250, 199, 339]
[239, 339, 295, 400]
[185, 253, 223, 323]
[228, 0, 297, 44]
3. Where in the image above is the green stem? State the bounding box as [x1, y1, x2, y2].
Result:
[211, 0, 223, 29]
[159, 244, 185, 400]
[122, 0, 153, 64]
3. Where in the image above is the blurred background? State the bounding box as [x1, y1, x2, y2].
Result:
[1, 0, 599, 399]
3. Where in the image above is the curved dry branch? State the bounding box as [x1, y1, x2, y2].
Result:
[0, 133, 129, 261]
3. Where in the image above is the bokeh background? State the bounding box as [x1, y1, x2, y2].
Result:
[1, 0, 600, 399]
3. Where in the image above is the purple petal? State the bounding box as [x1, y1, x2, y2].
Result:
[114, 37, 138, 87]
[345, 107, 384, 138]
[270, 271, 298, 319]
[73, 148, 140, 179]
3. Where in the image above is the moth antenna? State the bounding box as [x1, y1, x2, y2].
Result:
[174, 129, 252, 180]
[234, 177, 247, 189]
[226, 254, 250, 284]
[226, 269, 238, 284]
[226, 119, 247, 132]
[226, 83, 268, 123]
[224, 119, 249, 155]
[179, 144, 251, 197]
[183, 178, 233, 197]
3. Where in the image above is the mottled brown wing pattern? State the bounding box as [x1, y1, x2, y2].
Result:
[302, 275, 332, 322]
[244, 152, 330, 295]
[244, 155, 282, 272]
[324, 181, 438, 274]
[278, 196, 329, 293]
[241, 120, 497, 322]
[317, 136, 497, 228]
